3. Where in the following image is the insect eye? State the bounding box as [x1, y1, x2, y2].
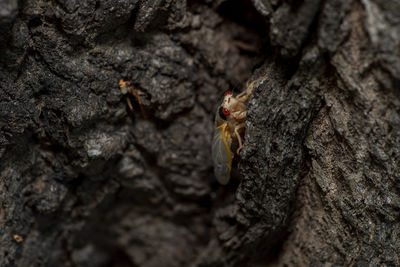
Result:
[222, 108, 230, 116]
[224, 91, 233, 96]
[218, 107, 226, 120]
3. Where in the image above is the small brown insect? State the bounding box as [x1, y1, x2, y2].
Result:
[119, 79, 147, 118]
[13, 234, 23, 243]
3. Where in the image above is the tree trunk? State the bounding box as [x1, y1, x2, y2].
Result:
[1, 0, 399, 266]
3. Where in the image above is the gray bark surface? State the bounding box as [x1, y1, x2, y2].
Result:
[1, 0, 399, 266]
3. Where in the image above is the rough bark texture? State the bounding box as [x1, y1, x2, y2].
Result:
[1, 0, 400, 266]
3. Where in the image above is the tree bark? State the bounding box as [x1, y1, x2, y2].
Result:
[1, 0, 399, 266]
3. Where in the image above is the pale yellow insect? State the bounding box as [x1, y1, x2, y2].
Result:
[211, 75, 266, 185]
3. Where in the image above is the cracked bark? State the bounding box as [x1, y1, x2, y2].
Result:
[1, 0, 400, 266]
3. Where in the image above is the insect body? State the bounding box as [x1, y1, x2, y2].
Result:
[119, 79, 147, 118]
[212, 75, 266, 185]
[211, 89, 252, 185]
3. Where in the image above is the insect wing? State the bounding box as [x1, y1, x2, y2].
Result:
[212, 126, 233, 185]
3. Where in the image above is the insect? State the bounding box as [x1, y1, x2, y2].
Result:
[119, 79, 147, 118]
[212, 75, 267, 185]
[13, 234, 23, 243]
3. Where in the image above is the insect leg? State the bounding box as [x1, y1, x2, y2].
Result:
[126, 96, 135, 113]
[237, 74, 269, 102]
[128, 87, 147, 119]
[236, 89, 251, 102]
[232, 110, 247, 121]
[236, 81, 255, 102]
[234, 123, 245, 154]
